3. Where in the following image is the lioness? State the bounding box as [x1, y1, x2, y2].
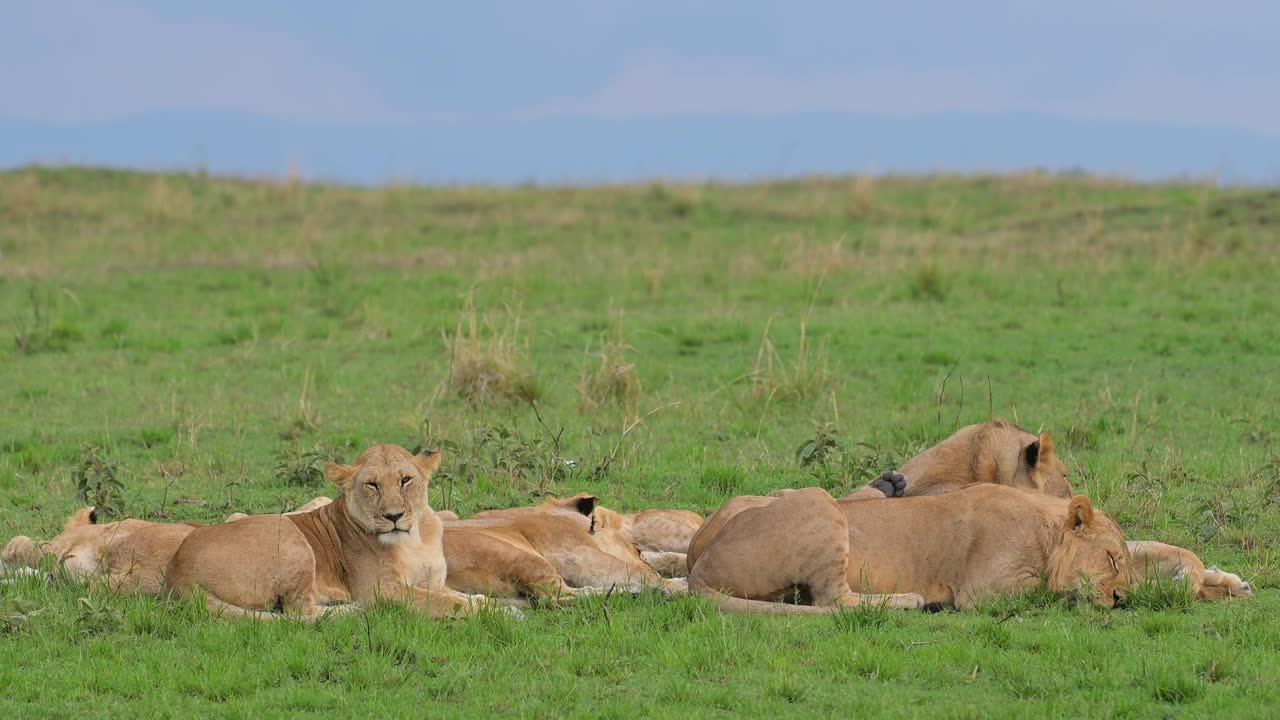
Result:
[443, 494, 684, 602]
[847, 419, 1250, 601]
[1127, 541, 1252, 601]
[689, 485, 1129, 613]
[165, 444, 492, 619]
[1, 508, 198, 594]
[594, 505, 703, 578]
[847, 419, 1073, 501]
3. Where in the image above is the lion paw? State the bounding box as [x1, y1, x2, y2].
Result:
[896, 592, 927, 610]
[870, 471, 907, 498]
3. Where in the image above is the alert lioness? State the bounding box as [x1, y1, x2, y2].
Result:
[689, 485, 1130, 613]
[165, 444, 492, 619]
[1, 508, 198, 594]
[443, 494, 685, 602]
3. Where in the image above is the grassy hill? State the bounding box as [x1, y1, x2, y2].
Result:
[2, 166, 1278, 716]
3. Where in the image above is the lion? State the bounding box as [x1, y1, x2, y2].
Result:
[846, 418, 1073, 501]
[1126, 541, 1252, 601]
[688, 484, 1130, 613]
[1, 508, 198, 594]
[443, 493, 685, 603]
[595, 505, 703, 578]
[249, 494, 698, 601]
[164, 444, 495, 619]
[844, 419, 1250, 602]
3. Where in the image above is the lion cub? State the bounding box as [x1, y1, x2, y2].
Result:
[165, 444, 492, 619]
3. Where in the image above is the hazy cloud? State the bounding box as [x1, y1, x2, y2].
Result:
[0, 1, 405, 126]
[524, 57, 1280, 136]
[522, 60, 1019, 120]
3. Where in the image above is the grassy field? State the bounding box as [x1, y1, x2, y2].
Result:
[1, 166, 1278, 717]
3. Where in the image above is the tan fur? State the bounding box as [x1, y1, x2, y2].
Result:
[615, 508, 705, 554]
[443, 494, 681, 602]
[597, 505, 704, 579]
[689, 485, 1130, 612]
[2, 508, 197, 594]
[1127, 541, 1252, 601]
[847, 419, 1072, 500]
[846, 420, 1248, 602]
[165, 444, 491, 619]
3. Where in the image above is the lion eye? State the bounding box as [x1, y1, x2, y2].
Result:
[365, 482, 379, 492]
[401, 476, 413, 486]
[1108, 554, 1118, 571]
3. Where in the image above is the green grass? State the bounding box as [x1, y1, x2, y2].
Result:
[2, 166, 1278, 717]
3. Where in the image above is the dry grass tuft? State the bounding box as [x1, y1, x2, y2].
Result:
[445, 293, 540, 406]
[5, 172, 43, 221]
[144, 177, 193, 223]
[845, 174, 877, 217]
[747, 316, 833, 405]
[578, 311, 642, 417]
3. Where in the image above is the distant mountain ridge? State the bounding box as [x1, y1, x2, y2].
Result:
[3, 111, 1277, 186]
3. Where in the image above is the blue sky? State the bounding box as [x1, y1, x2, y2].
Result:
[3, 1, 1278, 183]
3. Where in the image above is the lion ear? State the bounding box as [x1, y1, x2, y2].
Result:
[1025, 438, 1041, 468]
[65, 507, 97, 530]
[1065, 495, 1094, 532]
[413, 450, 442, 478]
[325, 463, 358, 490]
[573, 494, 598, 517]
[1038, 432, 1056, 458]
[555, 492, 598, 517]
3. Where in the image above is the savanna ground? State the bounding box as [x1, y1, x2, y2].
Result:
[1, 167, 1278, 718]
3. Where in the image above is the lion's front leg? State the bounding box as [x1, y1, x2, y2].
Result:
[409, 586, 521, 619]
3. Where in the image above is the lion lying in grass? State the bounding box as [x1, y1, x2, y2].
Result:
[846, 418, 1073, 501]
[1, 508, 198, 594]
[1, 498, 343, 594]
[165, 444, 497, 619]
[235, 494, 700, 603]
[689, 484, 1130, 613]
[846, 419, 1251, 602]
[442, 493, 689, 602]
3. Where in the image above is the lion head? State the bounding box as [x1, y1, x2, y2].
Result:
[325, 444, 441, 545]
[898, 419, 1074, 499]
[1022, 432, 1072, 498]
[1046, 495, 1130, 607]
[2, 507, 100, 572]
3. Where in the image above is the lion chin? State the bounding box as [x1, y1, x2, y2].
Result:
[378, 528, 414, 546]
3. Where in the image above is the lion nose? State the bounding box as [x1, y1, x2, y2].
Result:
[384, 512, 404, 524]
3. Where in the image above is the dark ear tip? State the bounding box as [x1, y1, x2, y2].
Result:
[88, 509, 98, 524]
[1025, 439, 1041, 467]
[573, 496, 598, 517]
